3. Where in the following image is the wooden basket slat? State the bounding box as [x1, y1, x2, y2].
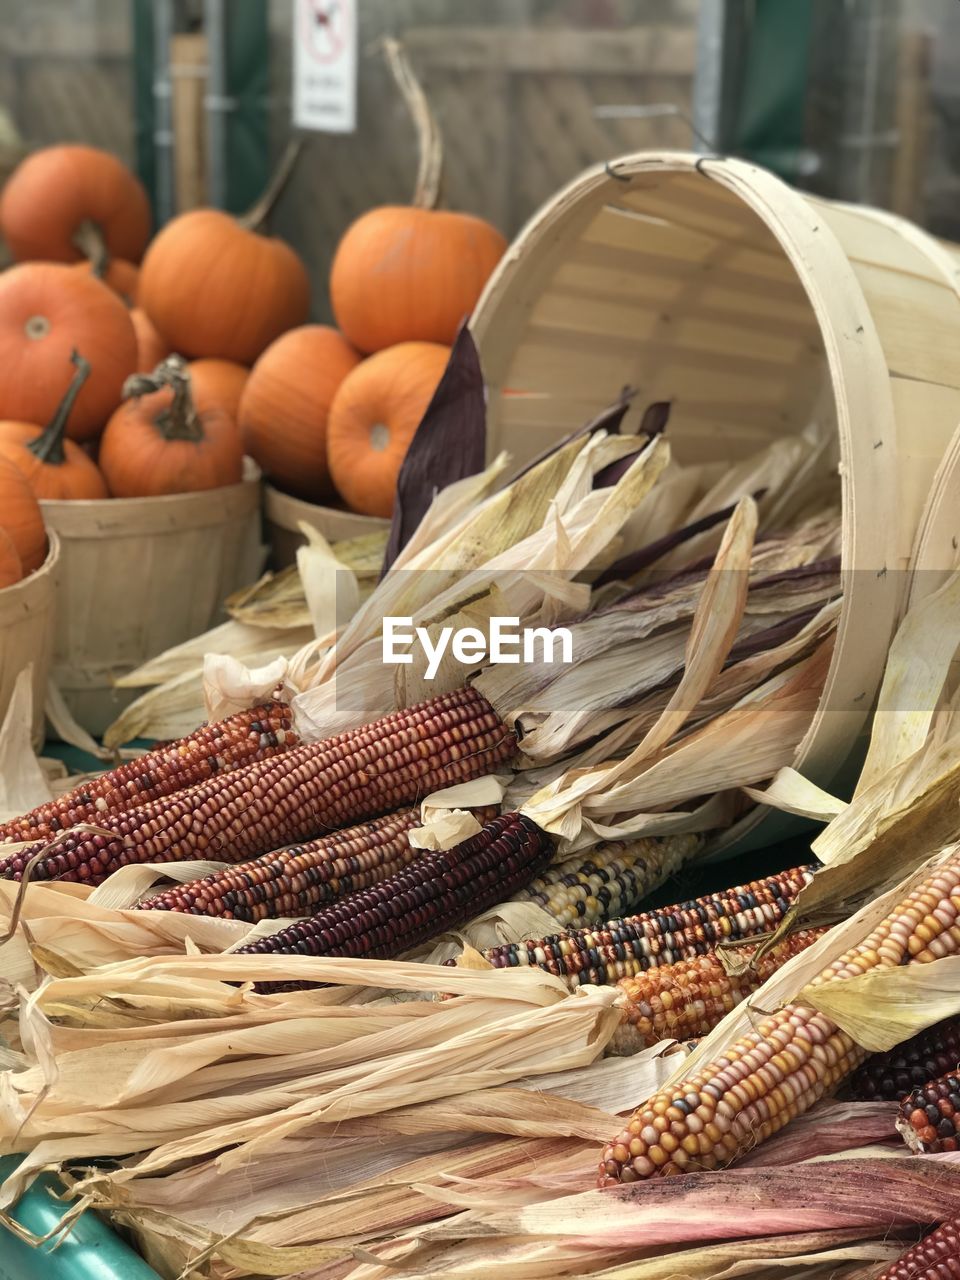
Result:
[40, 471, 263, 736]
[0, 533, 60, 750]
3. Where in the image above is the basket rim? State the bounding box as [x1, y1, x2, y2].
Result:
[0, 527, 60, 609]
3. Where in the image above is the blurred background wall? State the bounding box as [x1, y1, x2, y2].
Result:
[0, 1, 956, 316]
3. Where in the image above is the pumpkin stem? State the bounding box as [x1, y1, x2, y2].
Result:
[72, 219, 109, 277]
[382, 37, 443, 210]
[28, 350, 91, 466]
[238, 140, 303, 233]
[122, 355, 205, 443]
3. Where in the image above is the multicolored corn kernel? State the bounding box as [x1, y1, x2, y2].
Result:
[875, 1217, 960, 1279]
[482, 864, 815, 987]
[598, 849, 960, 1184]
[847, 1015, 960, 1102]
[0, 687, 517, 887]
[897, 1073, 960, 1154]
[598, 1003, 867, 1184]
[138, 803, 501, 920]
[517, 834, 701, 929]
[137, 809, 423, 920]
[242, 812, 553, 990]
[0, 701, 297, 847]
[609, 929, 826, 1055]
[814, 858, 960, 979]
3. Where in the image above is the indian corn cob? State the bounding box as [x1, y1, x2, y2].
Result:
[517, 833, 702, 929]
[897, 1072, 960, 1154]
[608, 929, 826, 1056]
[875, 1218, 960, 1279]
[0, 688, 516, 887]
[597, 851, 960, 1184]
[599, 1004, 864, 1182]
[481, 864, 815, 987]
[137, 809, 423, 920]
[0, 701, 297, 846]
[137, 804, 499, 920]
[243, 812, 553, 991]
[847, 1015, 960, 1102]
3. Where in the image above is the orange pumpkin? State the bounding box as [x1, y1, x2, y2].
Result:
[239, 327, 360, 500]
[0, 352, 108, 500]
[330, 209, 506, 354]
[131, 307, 171, 373]
[326, 342, 449, 518]
[0, 456, 46, 574]
[0, 528, 22, 590]
[98, 356, 243, 498]
[138, 210, 309, 364]
[0, 144, 151, 265]
[71, 257, 140, 307]
[189, 358, 250, 424]
[0, 264, 138, 442]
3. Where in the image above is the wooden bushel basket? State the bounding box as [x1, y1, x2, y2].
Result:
[0, 532, 60, 750]
[470, 152, 960, 855]
[264, 483, 389, 570]
[41, 463, 263, 737]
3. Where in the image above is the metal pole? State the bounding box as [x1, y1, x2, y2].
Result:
[692, 0, 748, 154]
[204, 0, 229, 209]
[152, 0, 175, 224]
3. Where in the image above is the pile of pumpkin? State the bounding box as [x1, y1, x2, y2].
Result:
[247, 194, 505, 518]
[0, 143, 258, 592]
[0, 135, 507, 593]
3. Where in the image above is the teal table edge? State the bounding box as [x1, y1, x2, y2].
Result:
[0, 1158, 160, 1280]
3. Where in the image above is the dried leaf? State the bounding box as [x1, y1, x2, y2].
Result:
[296, 522, 361, 637]
[413, 1159, 960, 1249]
[202, 654, 287, 722]
[382, 325, 487, 574]
[0, 669, 52, 820]
[743, 768, 845, 822]
[505, 390, 635, 486]
[855, 568, 960, 794]
[410, 810, 483, 851]
[799, 953, 960, 1051]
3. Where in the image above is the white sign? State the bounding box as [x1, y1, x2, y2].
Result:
[292, 0, 357, 134]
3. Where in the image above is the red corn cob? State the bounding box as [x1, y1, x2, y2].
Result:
[137, 804, 500, 921]
[0, 688, 516, 887]
[597, 851, 960, 1185]
[848, 1015, 960, 1102]
[0, 701, 297, 846]
[897, 1072, 960, 1154]
[875, 1217, 960, 1279]
[138, 809, 423, 920]
[241, 812, 553, 991]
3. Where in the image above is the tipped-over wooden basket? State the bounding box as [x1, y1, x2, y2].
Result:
[0, 533, 60, 750]
[470, 152, 960, 854]
[42, 464, 263, 737]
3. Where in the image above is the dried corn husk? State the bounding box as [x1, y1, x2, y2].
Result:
[0, 670, 52, 821]
[853, 567, 960, 794]
[522, 640, 833, 846]
[225, 566, 313, 630]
